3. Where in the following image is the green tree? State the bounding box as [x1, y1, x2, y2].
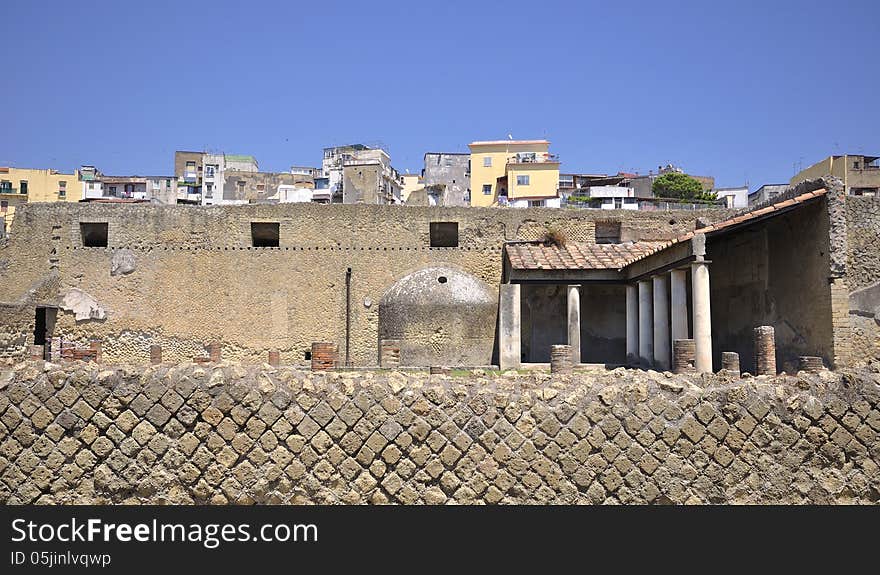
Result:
[652, 172, 716, 201]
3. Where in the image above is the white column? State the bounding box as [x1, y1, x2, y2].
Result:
[691, 261, 713, 373]
[637, 280, 653, 368]
[567, 285, 581, 365]
[625, 284, 638, 367]
[652, 274, 670, 371]
[499, 284, 521, 370]
[670, 269, 689, 343]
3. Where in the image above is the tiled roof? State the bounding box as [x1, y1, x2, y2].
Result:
[617, 187, 828, 269]
[506, 241, 667, 271]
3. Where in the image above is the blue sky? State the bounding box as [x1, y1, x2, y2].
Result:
[2, 0, 877, 190]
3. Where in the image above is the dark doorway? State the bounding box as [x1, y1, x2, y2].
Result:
[34, 307, 57, 359]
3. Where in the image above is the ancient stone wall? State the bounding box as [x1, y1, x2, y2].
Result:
[846, 196, 880, 364]
[0, 203, 735, 366]
[1, 362, 878, 504]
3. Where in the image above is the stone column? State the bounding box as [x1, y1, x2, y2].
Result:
[691, 261, 713, 373]
[670, 269, 689, 343]
[652, 274, 670, 371]
[625, 284, 638, 367]
[637, 280, 653, 368]
[567, 285, 581, 366]
[499, 284, 521, 370]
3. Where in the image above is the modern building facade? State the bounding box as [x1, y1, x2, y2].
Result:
[322, 144, 402, 204]
[0, 166, 76, 234]
[420, 152, 470, 206]
[749, 184, 789, 206]
[791, 154, 879, 196]
[468, 140, 560, 208]
[401, 173, 423, 202]
[714, 186, 749, 208]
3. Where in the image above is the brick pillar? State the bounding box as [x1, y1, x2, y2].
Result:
[207, 341, 221, 363]
[268, 350, 280, 367]
[550, 344, 572, 374]
[150, 344, 162, 365]
[721, 352, 740, 375]
[311, 342, 338, 371]
[30, 345, 44, 361]
[89, 340, 102, 364]
[672, 339, 695, 374]
[754, 326, 776, 375]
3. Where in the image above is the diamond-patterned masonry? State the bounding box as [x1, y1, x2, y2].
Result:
[0, 362, 879, 504]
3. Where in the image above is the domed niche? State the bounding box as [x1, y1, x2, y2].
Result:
[378, 266, 496, 367]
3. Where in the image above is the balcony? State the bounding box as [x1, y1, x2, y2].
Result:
[507, 153, 560, 165]
[0, 188, 19, 195]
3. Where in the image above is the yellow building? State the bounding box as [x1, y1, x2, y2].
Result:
[401, 173, 424, 202]
[791, 154, 880, 196]
[0, 166, 76, 235]
[468, 140, 561, 207]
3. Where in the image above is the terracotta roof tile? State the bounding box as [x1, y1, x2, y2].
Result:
[506, 241, 667, 271]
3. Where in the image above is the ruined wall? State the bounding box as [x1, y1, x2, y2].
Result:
[0, 203, 736, 366]
[1, 362, 878, 505]
[846, 197, 880, 364]
[708, 197, 834, 373]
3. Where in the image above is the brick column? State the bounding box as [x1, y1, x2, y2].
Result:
[268, 350, 280, 367]
[754, 326, 776, 375]
[672, 339, 695, 374]
[207, 342, 221, 363]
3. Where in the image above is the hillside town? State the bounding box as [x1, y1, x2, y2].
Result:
[3, 140, 876, 236]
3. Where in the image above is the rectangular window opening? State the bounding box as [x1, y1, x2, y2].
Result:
[516, 175, 530, 186]
[251, 222, 280, 247]
[429, 222, 459, 247]
[80, 222, 108, 247]
[483, 157, 492, 167]
[482, 184, 492, 195]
